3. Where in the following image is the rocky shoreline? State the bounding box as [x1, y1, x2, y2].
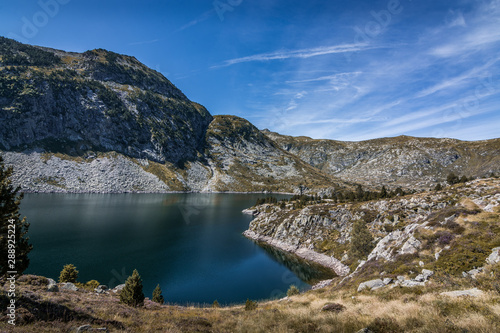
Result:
[243, 229, 350, 277]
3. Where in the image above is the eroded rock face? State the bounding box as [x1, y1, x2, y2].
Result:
[0, 38, 212, 165]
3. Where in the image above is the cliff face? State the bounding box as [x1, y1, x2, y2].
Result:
[0, 37, 212, 165]
[191, 115, 342, 192]
[263, 130, 500, 189]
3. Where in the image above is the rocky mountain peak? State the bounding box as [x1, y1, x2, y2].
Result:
[0, 36, 212, 164]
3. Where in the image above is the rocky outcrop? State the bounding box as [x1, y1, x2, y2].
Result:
[243, 230, 349, 276]
[244, 178, 500, 289]
[357, 279, 385, 292]
[0, 37, 212, 165]
[486, 247, 500, 265]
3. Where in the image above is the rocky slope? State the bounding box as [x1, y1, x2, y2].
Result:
[263, 130, 500, 189]
[0, 37, 212, 165]
[244, 178, 500, 286]
[184, 115, 341, 192]
[0, 115, 344, 193]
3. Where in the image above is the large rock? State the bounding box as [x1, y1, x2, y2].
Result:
[60, 282, 79, 291]
[47, 278, 58, 292]
[95, 285, 109, 294]
[358, 279, 385, 292]
[111, 284, 126, 293]
[400, 280, 425, 287]
[486, 247, 500, 265]
[398, 236, 422, 255]
[75, 325, 109, 332]
[47, 284, 59, 292]
[415, 269, 434, 282]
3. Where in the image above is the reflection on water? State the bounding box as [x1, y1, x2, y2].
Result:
[22, 193, 328, 304]
[257, 242, 335, 285]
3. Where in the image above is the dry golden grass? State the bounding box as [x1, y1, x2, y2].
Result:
[2, 273, 500, 332]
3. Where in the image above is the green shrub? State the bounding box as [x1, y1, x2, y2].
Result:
[245, 299, 258, 311]
[59, 264, 78, 283]
[120, 269, 145, 307]
[86, 280, 100, 290]
[287, 285, 300, 297]
[348, 219, 374, 261]
[212, 300, 220, 308]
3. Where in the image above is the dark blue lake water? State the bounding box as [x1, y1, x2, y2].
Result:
[21, 193, 333, 305]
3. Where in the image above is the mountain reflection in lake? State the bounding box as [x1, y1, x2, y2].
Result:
[257, 242, 335, 285]
[21, 193, 331, 304]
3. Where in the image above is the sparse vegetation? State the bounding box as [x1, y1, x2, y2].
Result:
[348, 219, 374, 262]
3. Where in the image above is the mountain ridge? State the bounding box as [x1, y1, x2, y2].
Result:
[1, 37, 499, 193]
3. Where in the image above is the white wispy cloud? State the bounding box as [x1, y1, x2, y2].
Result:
[285, 72, 362, 84]
[128, 39, 160, 46]
[176, 9, 215, 32]
[446, 10, 467, 28]
[212, 43, 376, 68]
[415, 58, 500, 98]
[430, 2, 500, 58]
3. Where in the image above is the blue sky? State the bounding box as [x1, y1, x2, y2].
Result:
[1, 0, 499, 141]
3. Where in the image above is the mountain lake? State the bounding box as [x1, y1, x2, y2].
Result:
[20, 193, 334, 305]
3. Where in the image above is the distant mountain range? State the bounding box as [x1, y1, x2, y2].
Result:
[1, 37, 499, 193]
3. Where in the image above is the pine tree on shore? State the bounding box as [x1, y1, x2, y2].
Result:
[120, 269, 145, 307]
[152, 284, 164, 305]
[0, 156, 32, 276]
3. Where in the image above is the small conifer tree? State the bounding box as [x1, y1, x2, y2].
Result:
[212, 300, 220, 308]
[120, 269, 145, 307]
[152, 284, 164, 305]
[59, 264, 78, 283]
[447, 172, 459, 185]
[348, 219, 374, 261]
